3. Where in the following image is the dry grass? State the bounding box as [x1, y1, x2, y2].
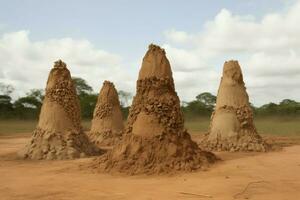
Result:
[0, 120, 37, 136]
[254, 116, 300, 136]
[0, 120, 92, 136]
[185, 116, 300, 137]
[184, 117, 210, 134]
[0, 116, 299, 137]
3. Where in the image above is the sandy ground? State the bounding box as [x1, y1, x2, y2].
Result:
[1, 134, 300, 200]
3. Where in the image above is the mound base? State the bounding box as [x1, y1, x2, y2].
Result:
[90, 131, 217, 175]
[88, 131, 122, 147]
[21, 128, 102, 160]
[199, 133, 270, 152]
[201, 106, 271, 152]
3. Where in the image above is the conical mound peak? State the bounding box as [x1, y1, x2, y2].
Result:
[98, 80, 120, 105]
[138, 44, 173, 80]
[46, 60, 73, 91]
[222, 60, 244, 84]
[89, 80, 124, 146]
[54, 59, 67, 68]
[215, 60, 249, 108]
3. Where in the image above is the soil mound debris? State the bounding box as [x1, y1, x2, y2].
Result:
[200, 60, 270, 152]
[90, 44, 217, 175]
[88, 81, 124, 146]
[20, 60, 101, 159]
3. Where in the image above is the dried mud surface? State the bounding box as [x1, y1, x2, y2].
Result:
[1, 134, 300, 200]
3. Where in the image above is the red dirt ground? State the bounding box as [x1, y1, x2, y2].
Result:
[1, 134, 300, 200]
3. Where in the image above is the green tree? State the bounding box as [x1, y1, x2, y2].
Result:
[0, 82, 14, 95]
[0, 95, 13, 118]
[182, 92, 217, 118]
[278, 99, 300, 115]
[256, 102, 278, 115]
[72, 77, 97, 119]
[27, 89, 44, 102]
[79, 93, 98, 119]
[72, 77, 93, 95]
[18, 89, 44, 109]
[196, 92, 216, 108]
[183, 100, 209, 117]
[13, 89, 44, 119]
[0, 82, 15, 118]
[279, 99, 298, 105]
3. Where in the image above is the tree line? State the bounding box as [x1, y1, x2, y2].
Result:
[0, 78, 299, 120]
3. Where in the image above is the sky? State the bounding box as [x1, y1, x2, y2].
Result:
[0, 0, 299, 106]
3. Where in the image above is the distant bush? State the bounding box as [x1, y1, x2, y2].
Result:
[1, 79, 299, 120]
[0, 78, 133, 120]
[255, 99, 300, 116]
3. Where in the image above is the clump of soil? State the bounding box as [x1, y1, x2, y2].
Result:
[88, 81, 124, 146]
[20, 60, 101, 159]
[90, 44, 217, 175]
[199, 60, 270, 152]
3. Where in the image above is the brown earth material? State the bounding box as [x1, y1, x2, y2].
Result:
[90, 44, 217, 175]
[1, 135, 300, 200]
[88, 81, 124, 146]
[19, 60, 101, 160]
[200, 60, 269, 152]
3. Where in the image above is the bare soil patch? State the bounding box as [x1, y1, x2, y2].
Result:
[1, 134, 300, 200]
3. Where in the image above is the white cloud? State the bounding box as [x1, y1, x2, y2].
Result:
[0, 30, 135, 99]
[163, 29, 194, 45]
[1, 1, 300, 106]
[163, 1, 300, 105]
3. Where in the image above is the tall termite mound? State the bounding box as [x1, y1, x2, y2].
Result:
[90, 44, 217, 175]
[200, 60, 269, 152]
[20, 60, 100, 159]
[88, 81, 124, 146]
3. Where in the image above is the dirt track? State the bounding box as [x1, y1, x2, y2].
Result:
[1, 135, 300, 200]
